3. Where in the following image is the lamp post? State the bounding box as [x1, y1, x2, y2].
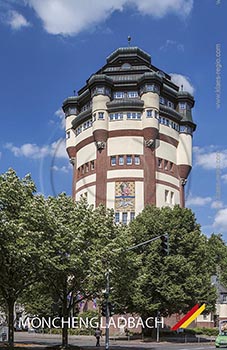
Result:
[104, 271, 110, 350]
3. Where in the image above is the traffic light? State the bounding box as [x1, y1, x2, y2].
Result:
[108, 302, 115, 316]
[101, 301, 108, 316]
[160, 234, 169, 255]
[157, 311, 161, 322]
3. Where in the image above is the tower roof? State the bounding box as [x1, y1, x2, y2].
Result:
[106, 46, 151, 65]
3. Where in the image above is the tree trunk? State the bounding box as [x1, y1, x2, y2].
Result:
[141, 314, 155, 338]
[7, 298, 15, 348]
[61, 280, 68, 348]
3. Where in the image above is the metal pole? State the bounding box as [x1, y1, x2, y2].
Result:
[126, 235, 163, 251]
[105, 271, 110, 350]
[156, 322, 160, 343]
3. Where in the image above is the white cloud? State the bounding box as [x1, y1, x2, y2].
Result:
[213, 208, 227, 232]
[211, 201, 224, 209]
[186, 195, 212, 206]
[52, 164, 71, 173]
[160, 39, 184, 52]
[193, 146, 227, 170]
[7, 10, 30, 30]
[170, 73, 194, 95]
[51, 139, 68, 159]
[221, 174, 227, 183]
[5, 138, 67, 159]
[55, 108, 65, 129]
[135, 0, 193, 17]
[5, 142, 49, 159]
[26, 0, 193, 36]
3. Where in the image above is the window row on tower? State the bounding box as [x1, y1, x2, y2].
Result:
[115, 211, 135, 224]
[111, 155, 141, 166]
[159, 96, 175, 109]
[77, 160, 95, 177]
[91, 83, 161, 99]
[109, 112, 141, 120]
[68, 92, 189, 116]
[157, 158, 174, 172]
[159, 116, 180, 131]
[113, 91, 139, 98]
[165, 190, 175, 205]
[71, 112, 191, 139]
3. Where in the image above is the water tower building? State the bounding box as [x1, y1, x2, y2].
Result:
[63, 46, 196, 224]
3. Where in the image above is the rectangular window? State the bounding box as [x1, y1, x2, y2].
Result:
[122, 212, 128, 225]
[76, 126, 82, 136]
[170, 191, 174, 205]
[126, 155, 132, 165]
[179, 102, 186, 109]
[223, 294, 227, 303]
[167, 101, 174, 109]
[169, 162, 173, 172]
[146, 110, 153, 117]
[93, 113, 96, 122]
[164, 160, 168, 170]
[115, 212, 120, 223]
[158, 158, 162, 168]
[85, 163, 89, 172]
[160, 117, 165, 125]
[66, 131, 70, 139]
[114, 91, 124, 99]
[146, 84, 155, 92]
[154, 110, 159, 119]
[97, 87, 104, 94]
[98, 112, 104, 120]
[91, 161, 95, 170]
[130, 212, 135, 221]
[118, 155, 124, 165]
[160, 96, 165, 105]
[127, 112, 141, 120]
[165, 190, 169, 203]
[110, 113, 123, 120]
[180, 125, 186, 132]
[81, 165, 84, 174]
[128, 91, 138, 98]
[134, 155, 140, 165]
[111, 156, 116, 166]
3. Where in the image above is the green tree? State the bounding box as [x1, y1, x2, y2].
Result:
[0, 169, 41, 347]
[29, 196, 133, 347]
[127, 205, 217, 327]
[207, 233, 227, 286]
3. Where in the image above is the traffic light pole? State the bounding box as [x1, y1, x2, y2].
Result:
[156, 311, 161, 343]
[105, 233, 169, 349]
[105, 271, 110, 350]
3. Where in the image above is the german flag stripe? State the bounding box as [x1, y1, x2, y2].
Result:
[181, 304, 206, 329]
[171, 304, 199, 331]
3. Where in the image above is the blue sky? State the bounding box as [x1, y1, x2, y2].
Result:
[0, 0, 226, 238]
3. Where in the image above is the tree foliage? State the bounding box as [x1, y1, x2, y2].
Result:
[207, 233, 227, 286]
[0, 169, 41, 346]
[126, 205, 217, 318]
